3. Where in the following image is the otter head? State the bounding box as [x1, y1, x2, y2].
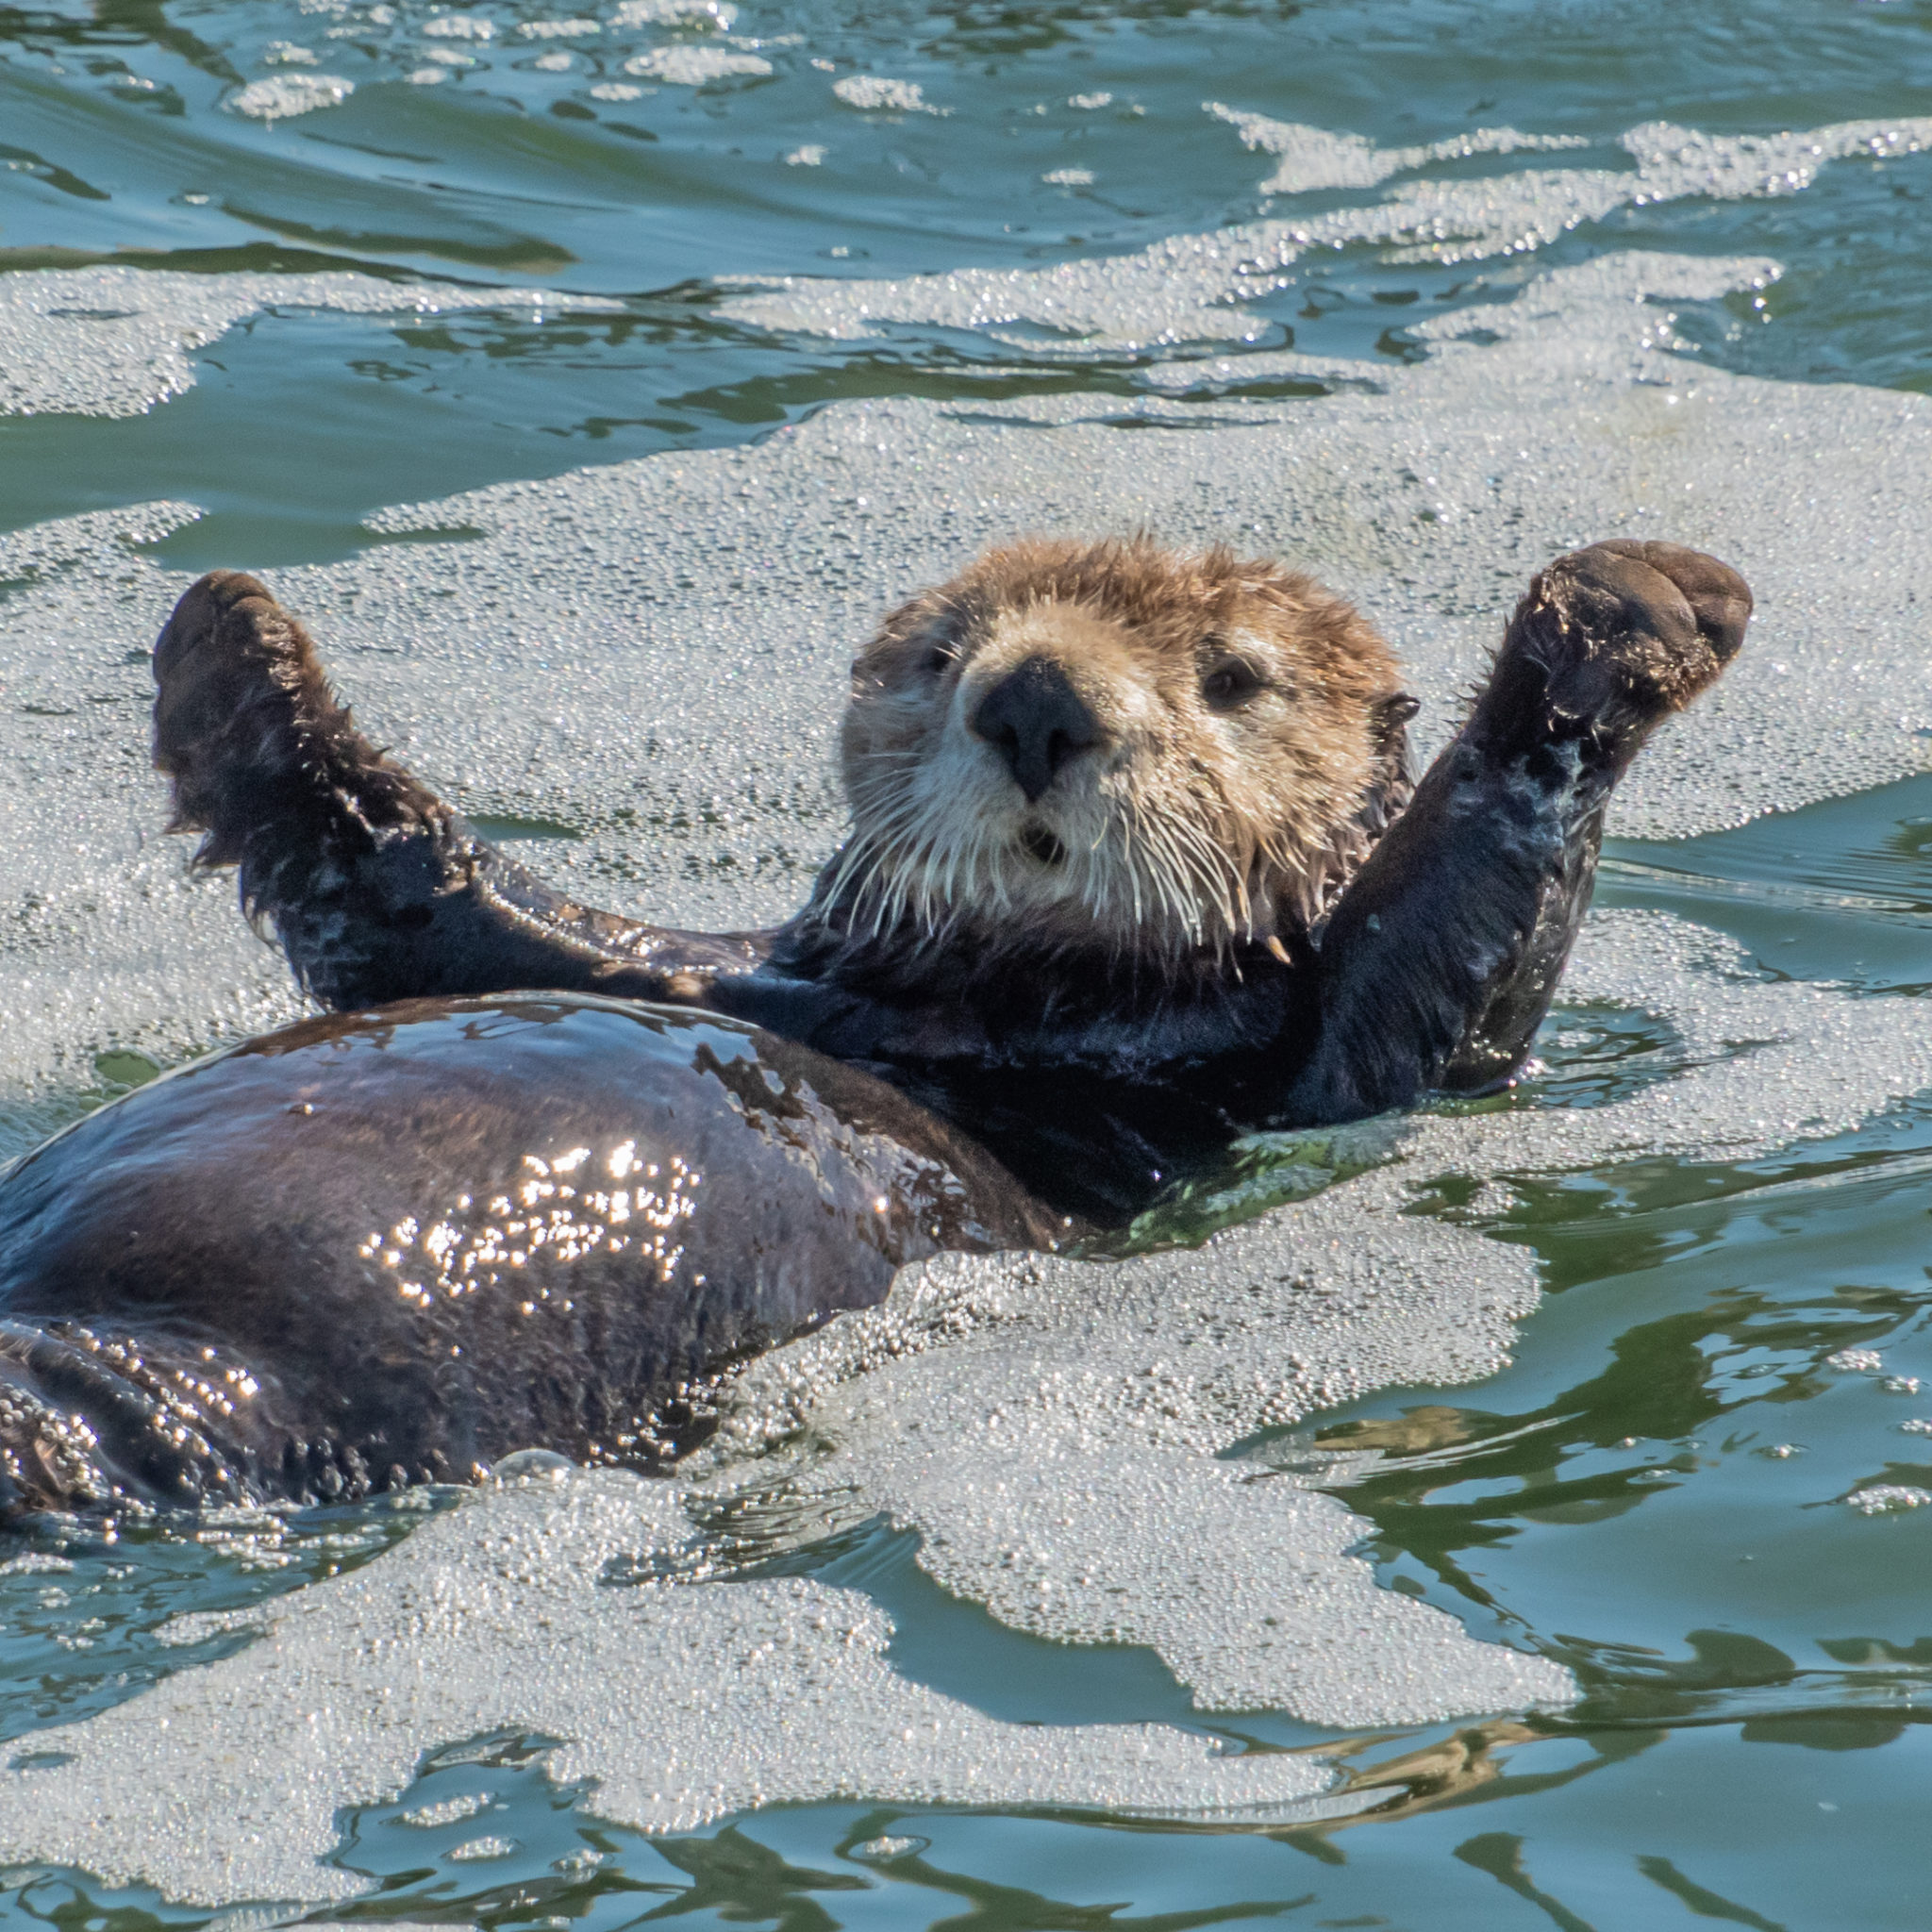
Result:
[822, 537, 1415, 966]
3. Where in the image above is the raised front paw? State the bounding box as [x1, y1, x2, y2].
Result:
[153, 571, 330, 831]
[1483, 541, 1752, 759]
[152, 571, 435, 871]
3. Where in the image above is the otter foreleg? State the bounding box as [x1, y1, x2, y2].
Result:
[1277, 541, 1752, 1124]
[153, 572, 766, 1011]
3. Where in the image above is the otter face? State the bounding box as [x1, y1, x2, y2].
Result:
[830, 537, 1411, 958]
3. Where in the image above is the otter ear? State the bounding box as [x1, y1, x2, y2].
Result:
[1363, 692, 1421, 831]
[1371, 692, 1421, 786]
[1294, 693, 1424, 938]
[1374, 692, 1421, 740]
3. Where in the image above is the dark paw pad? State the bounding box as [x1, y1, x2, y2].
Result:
[1496, 541, 1752, 746]
[1586, 540, 1752, 672]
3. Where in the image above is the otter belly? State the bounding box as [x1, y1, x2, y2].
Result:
[0, 993, 1049, 1517]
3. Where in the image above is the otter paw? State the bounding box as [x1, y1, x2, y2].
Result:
[151, 570, 404, 865]
[1491, 541, 1752, 752]
[153, 571, 333, 797]
[154, 569, 308, 695]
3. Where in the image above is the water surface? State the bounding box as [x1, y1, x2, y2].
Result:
[4, 1, 1932, 1926]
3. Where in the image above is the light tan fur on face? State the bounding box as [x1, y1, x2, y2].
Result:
[824, 536, 1410, 961]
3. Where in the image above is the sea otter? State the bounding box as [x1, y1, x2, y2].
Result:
[0, 537, 1750, 1518]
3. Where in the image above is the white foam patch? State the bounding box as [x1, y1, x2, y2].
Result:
[226, 73, 355, 120]
[0, 1470, 1343, 1906]
[0, 268, 623, 419]
[1205, 104, 1590, 195]
[1847, 1485, 1932, 1514]
[720, 111, 1932, 348]
[612, 0, 737, 26]
[624, 43, 770, 83]
[833, 75, 945, 115]
[705, 1191, 1564, 1726]
[420, 11, 493, 37]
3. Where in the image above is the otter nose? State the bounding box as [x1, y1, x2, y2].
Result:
[970, 657, 1103, 804]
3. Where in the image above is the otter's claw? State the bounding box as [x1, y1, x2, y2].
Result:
[1485, 541, 1752, 761]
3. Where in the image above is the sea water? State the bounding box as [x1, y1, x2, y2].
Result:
[1, 2, 1931, 1924]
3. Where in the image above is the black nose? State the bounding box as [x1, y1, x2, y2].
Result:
[969, 657, 1103, 804]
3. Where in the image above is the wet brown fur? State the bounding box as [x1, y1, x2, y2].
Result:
[153, 571, 444, 920]
[817, 536, 1417, 969]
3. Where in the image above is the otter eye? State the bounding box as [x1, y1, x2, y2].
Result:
[915, 618, 967, 677]
[1200, 657, 1266, 711]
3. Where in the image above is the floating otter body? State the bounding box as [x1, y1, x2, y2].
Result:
[0, 538, 1750, 1517]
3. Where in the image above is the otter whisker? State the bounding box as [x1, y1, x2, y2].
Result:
[1103, 811, 1150, 932]
[1168, 812, 1251, 945]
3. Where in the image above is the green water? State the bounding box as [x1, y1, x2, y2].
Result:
[6, 1, 1932, 1925]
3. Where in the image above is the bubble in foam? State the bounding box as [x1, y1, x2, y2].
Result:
[624, 44, 770, 82]
[1846, 1486, 1932, 1515]
[833, 75, 944, 114]
[226, 73, 355, 119]
[443, 1835, 518, 1861]
[1827, 1349, 1886, 1374]
[1206, 104, 1591, 195]
[396, 1792, 492, 1828]
[1621, 118, 1930, 193]
[612, 0, 737, 25]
